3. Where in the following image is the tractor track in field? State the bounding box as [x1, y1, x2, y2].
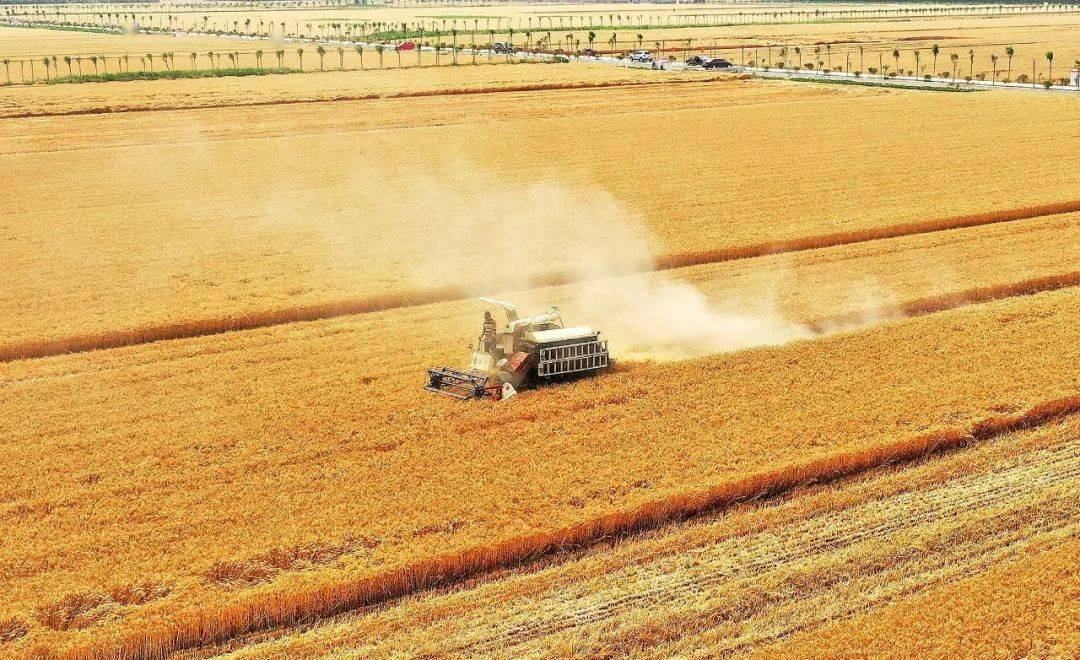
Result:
[2, 201, 1078, 364]
[82, 399, 1078, 660]
[452, 446, 1079, 656]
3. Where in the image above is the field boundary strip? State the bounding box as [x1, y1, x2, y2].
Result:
[2, 201, 1078, 364]
[653, 199, 1080, 270]
[0, 75, 741, 120]
[70, 396, 1080, 659]
[806, 271, 1080, 333]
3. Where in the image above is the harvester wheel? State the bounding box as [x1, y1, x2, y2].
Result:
[497, 370, 524, 389]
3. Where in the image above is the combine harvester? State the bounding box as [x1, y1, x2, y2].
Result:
[427, 298, 612, 401]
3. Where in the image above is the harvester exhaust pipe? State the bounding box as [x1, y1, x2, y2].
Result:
[506, 307, 562, 333]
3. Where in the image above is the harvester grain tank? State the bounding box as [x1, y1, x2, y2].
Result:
[426, 298, 612, 400]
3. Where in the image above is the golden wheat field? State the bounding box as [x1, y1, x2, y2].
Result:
[2, 79, 1078, 358]
[1, 1, 1078, 657]
[229, 414, 1079, 657]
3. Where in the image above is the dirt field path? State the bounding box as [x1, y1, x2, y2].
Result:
[228, 419, 1078, 657]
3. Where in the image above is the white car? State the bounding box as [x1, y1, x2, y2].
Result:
[628, 50, 653, 63]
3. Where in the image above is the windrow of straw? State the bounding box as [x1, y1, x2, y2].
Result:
[72, 397, 1079, 659]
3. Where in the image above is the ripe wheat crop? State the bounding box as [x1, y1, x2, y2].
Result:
[0, 286, 1075, 655]
[1, 79, 1077, 353]
[1, 9, 1078, 654]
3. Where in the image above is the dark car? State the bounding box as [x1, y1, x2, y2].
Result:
[580, 48, 599, 57]
[686, 55, 709, 66]
[702, 58, 733, 69]
[492, 42, 517, 54]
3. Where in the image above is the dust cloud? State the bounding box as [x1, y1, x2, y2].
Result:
[394, 169, 815, 361]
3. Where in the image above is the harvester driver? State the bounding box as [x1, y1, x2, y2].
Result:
[480, 311, 498, 352]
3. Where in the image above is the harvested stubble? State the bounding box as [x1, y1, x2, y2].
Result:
[751, 540, 1079, 659]
[0, 285, 1076, 655]
[1, 78, 1078, 352]
[231, 415, 1080, 657]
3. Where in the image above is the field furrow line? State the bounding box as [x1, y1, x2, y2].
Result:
[3, 217, 1077, 364]
[455, 446, 1078, 653]
[77, 400, 1079, 659]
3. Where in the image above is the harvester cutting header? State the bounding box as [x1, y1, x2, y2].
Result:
[427, 298, 612, 401]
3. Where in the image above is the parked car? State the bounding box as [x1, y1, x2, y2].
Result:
[686, 55, 710, 66]
[628, 50, 653, 63]
[492, 42, 516, 54]
[580, 48, 599, 57]
[702, 58, 733, 69]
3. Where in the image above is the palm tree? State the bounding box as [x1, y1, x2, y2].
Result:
[337, 47, 344, 70]
[316, 46, 326, 71]
[256, 50, 264, 69]
[588, 30, 596, 53]
[2, 59, 9, 85]
[354, 45, 364, 70]
[227, 52, 236, 72]
[206, 51, 215, 71]
[276, 50, 284, 70]
[968, 49, 974, 78]
[913, 49, 921, 76]
[1005, 46, 1014, 81]
[931, 43, 940, 77]
[990, 53, 998, 84]
[636, 33, 643, 49]
[950, 52, 959, 82]
[892, 49, 899, 76]
[90, 56, 99, 75]
[63, 55, 73, 76]
[795, 46, 802, 69]
[41, 57, 50, 81]
[297, 48, 304, 71]
[1045, 51, 1054, 84]
[451, 29, 458, 64]
[376, 44, 386, 69]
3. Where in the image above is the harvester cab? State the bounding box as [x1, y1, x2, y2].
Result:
[426, 297, 612, 401]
